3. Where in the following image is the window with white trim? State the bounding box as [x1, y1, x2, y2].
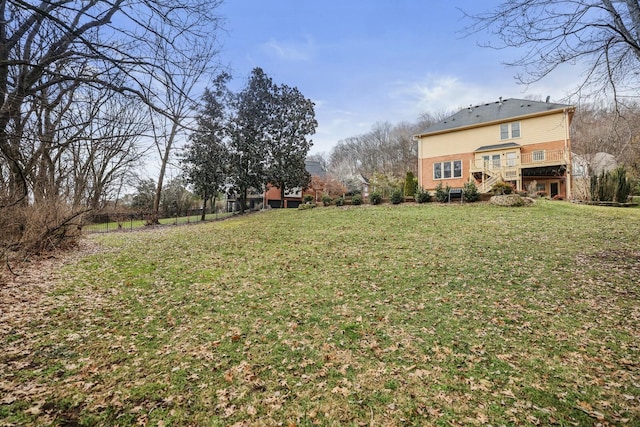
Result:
[533, 150, 545, 161]
[511, 122, 520, 138]
[434, 160, 462, 180]
[500, 121, 521, 139]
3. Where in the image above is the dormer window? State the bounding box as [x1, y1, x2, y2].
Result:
[500, 121, 520, 139]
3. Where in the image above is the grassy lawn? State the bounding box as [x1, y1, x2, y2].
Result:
[1, 201, 639, 425]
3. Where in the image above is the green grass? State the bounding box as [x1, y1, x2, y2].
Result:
[2, 201, 639, 425]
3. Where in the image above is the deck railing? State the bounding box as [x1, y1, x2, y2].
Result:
[470, 149, 567, 172]
[520, 149, 567, 166]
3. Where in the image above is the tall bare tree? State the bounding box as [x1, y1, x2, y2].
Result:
[147, 34, 220, 223]
[465, 1, 640, 103]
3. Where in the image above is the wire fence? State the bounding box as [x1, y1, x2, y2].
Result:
[83, 210, 234, 234]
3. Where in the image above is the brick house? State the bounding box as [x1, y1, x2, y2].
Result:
[263, 159, 326, 208]
[415, 98, 575, 198]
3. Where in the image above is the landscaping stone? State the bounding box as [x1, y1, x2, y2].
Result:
[489, 194, 535, 207]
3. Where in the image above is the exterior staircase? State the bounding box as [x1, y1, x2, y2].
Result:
[473, 171, 501, 193]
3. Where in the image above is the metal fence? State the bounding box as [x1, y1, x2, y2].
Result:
[83, 210, 232, 234]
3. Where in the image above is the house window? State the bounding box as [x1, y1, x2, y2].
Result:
[434, 160, 462, 180]
[492, 154, 501, 168]
[511, 122, 520, 138]
[536, 183, 546, 192]
[533, 150, 545, 161]
[500, 122, 521, 139]
[506, 152, 517, 167]
[500, 124, 509, 140]
[453, 160, 462, 177]
[443, 161, 451, 178]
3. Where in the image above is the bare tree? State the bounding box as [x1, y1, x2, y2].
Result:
[572, 102, 640, 174]
[0, 0, 223, 254]
[68, 90, 149, 211]
[146, 34, 220, 223]
[465, 1, 640, 103]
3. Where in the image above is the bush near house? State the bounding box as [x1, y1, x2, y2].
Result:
[334, 196, 344, 206]
[590, 166, 632, 203]
[322, 194, 332, 206]
[462, 181, 480, 202]
[370, 191, 383, 205]
[303, 195, 314, 204]
[390, 189, 403, 204]
[491, 181, 514, 195]
[435, 183, 450, 203]
[351, 195, 363, 205]
[415, 186, 431, 203]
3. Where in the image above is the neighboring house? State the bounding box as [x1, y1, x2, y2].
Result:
[572, 152, 617, 200]
[415, 98, 576, 198]
[263, 159, 326, 208]
[226, 188, 264, 212]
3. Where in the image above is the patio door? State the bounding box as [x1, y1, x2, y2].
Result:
[550, 182, 559, 197]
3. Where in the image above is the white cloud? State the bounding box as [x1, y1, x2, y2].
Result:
[261, 37, 315, 61]
[389, 74, 508, 115]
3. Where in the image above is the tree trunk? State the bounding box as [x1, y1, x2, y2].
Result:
[153, 120, 179, 223]
[201, 192, 207, 221]
[280, 184, 286, 209]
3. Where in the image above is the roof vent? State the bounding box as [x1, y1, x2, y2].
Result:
[545, 95, 550, 103]
[499, 96, 503, 105]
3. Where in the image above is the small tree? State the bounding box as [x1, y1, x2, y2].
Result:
[404, 171, 417, 198]
[462, 181, 480, 202]
[435, 183, 450, 202]
[612, 166, 631, 203]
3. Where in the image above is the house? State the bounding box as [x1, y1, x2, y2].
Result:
[263, 159, 326, 208]
[415, 98, 576, 198]
[572, 152, 617, 199]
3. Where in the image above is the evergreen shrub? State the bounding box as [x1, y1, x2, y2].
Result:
[435, 183, 450, 203]
[370, 191, 383, 205]
[415, 186, 431, 203]
[462, 181, 480, 202]
[390, 189, 403, 204]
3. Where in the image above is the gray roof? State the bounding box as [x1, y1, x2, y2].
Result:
[417, 98, 573, 136]
[305, 159, 326, 177]
[475, 142, 520, 152]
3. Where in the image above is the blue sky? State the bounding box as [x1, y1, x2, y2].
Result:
[216, 1, 578, 155]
